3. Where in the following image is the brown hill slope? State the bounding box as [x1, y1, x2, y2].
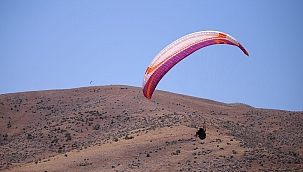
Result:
[0, 85, 302, 171]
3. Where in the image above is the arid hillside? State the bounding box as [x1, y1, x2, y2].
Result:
[0, 85, 302, 171]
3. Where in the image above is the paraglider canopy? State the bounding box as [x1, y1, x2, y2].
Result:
[142, 30, 249, 99]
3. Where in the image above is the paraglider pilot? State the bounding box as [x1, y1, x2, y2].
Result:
[195, 126, 206, 140]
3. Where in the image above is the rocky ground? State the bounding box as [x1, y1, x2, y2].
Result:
[0, 85, 302, 171]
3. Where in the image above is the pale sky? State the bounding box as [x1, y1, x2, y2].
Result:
[1, 1, 303, 111]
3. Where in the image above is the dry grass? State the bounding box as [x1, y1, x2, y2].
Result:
[0, 85, 302, 171]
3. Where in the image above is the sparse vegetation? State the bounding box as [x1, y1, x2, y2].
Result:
[124, 135, 134, 140]
[93, 124, 100, 130]
[7, 121, 11, 128]
[27, 133, 33, 140]
[0, 85, 302, 171]
[171, 150, 181, 155]
[65, 133, 72, 142]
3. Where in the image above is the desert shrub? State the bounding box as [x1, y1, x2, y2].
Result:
[27, 133, 33, 140]
[124, 135, 134, 140]
[171, 150, 181, 155]
[3, 134, 8, 140]
[93, 124, 100, 130]
[65, 133, 72, 141]
[51, 137, 59, 143]
[7, 121, 11, 128]
[232, 150, 237, 154]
